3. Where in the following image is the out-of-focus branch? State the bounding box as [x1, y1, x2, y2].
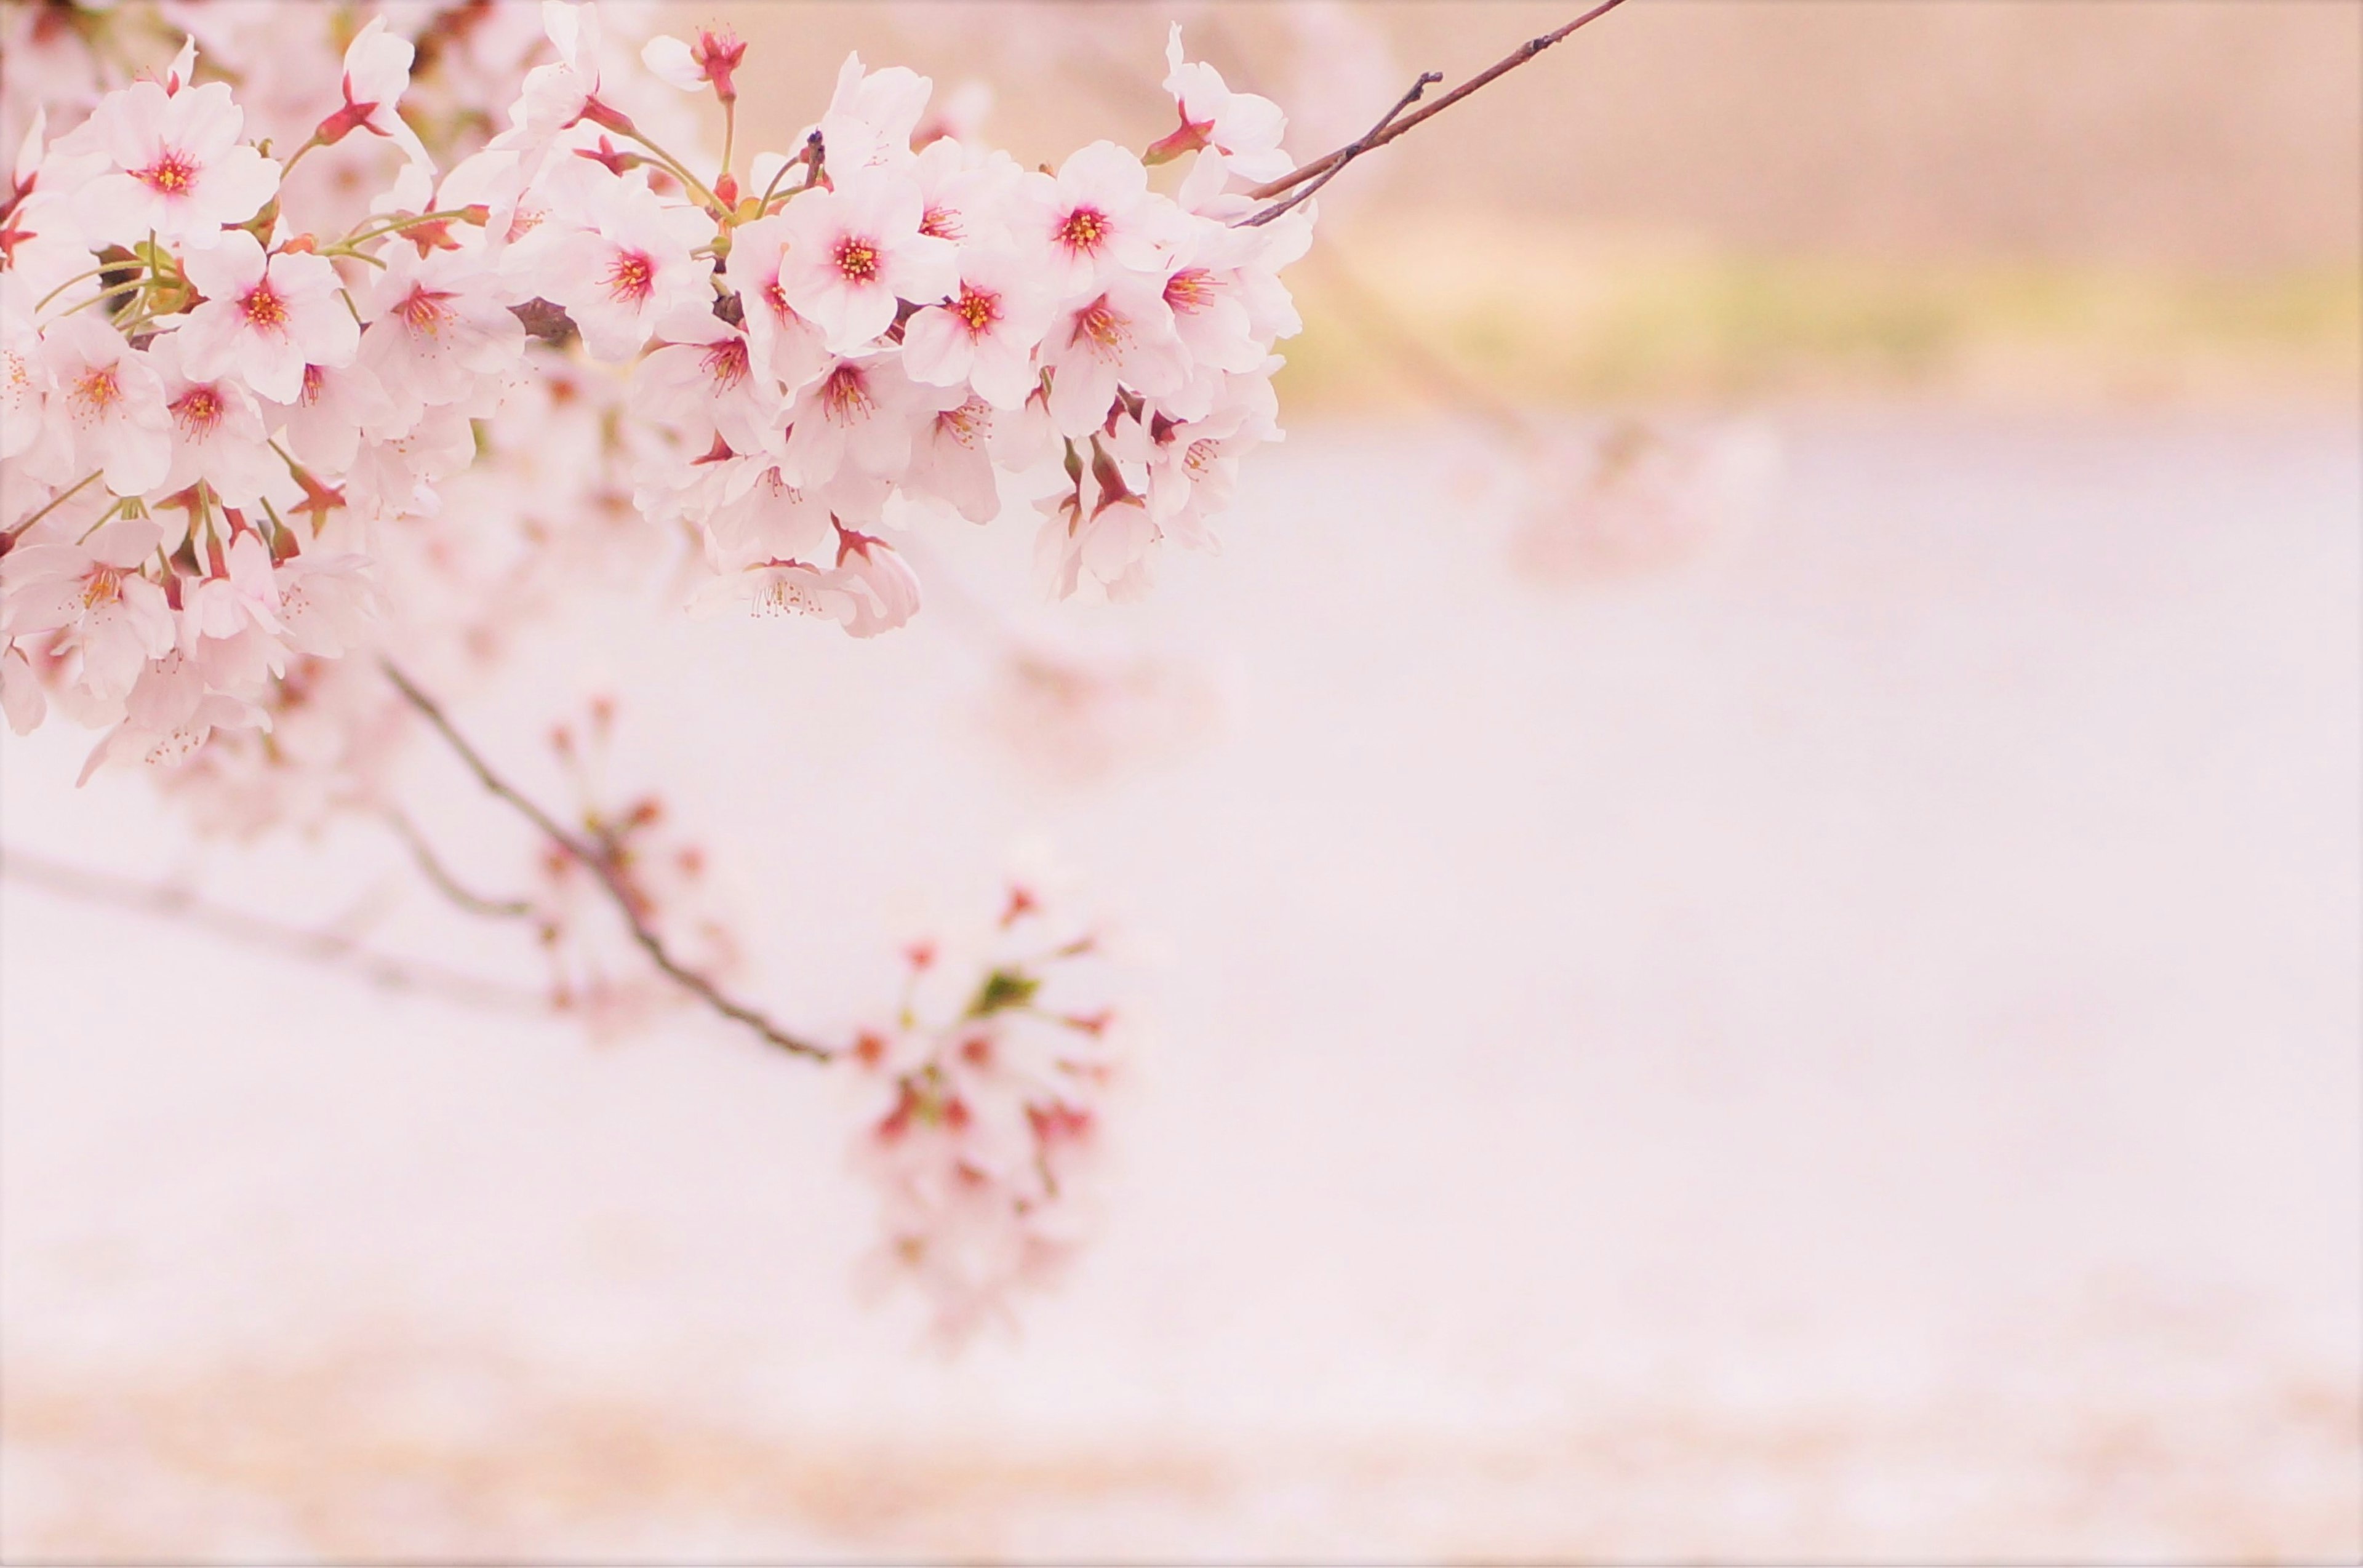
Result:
[0, 845, 547, 1014]
[1302, 238, 1538, 446]
[1242, 0, 1636, 207]
[380, 660, 837, 1064]
[382, 807, 537, 920]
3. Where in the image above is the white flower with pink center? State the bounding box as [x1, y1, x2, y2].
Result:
[775, 172, 956, 356]
[66, 73, 279, 249]
[721, 213, 832, 396]
[1017, 142, 1174, 299]
[1041, 273, 1188, 438]
[628, 310, 782, 461]
[177, 231, 358, 404]
[357, 245, 526, 430]
[145, 332, 300, 513]
[910, 135, 1022, 250]
[509, 172, 711, 362]
[902, 244, 1055, 411]
[782, 354, 950, 493]
[0, 516, 174, 703]
[34, 314, 172, 497]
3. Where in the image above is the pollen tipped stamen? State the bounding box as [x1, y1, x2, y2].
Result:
[833, 236, 882, 284]
[953, 284, 999, 336]
[1057, 207, 1110, 254]
[134, 148, 200, 196]
[239, 282, 290, 332]
[605, 250, 656, 306]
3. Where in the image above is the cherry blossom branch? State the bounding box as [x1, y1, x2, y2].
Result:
[381, 807, 537, 920]
[1242, 0, 1636, 207]
[0, 844, 547, 1014]
[379, 660, 838, 1063]
[1241, 70, 1442, 228]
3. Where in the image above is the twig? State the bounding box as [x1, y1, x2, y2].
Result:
[383, 807, 538, 920]
[380, 660, 837, 1063]
[1242, 0, 1637, 209]
[0, 845, 548, 1014]
[1241, 70, 1442, 228]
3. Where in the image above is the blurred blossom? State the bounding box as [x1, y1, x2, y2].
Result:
[1508, 418, 1783, 585]
[978, 638, 1221, 786]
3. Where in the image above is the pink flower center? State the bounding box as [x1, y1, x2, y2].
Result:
[1057, 206, 1111, 255]
[819, 364, 873, 424]
[919, 205, 962, 241]
[832, 235, 881, 284]
[935, 399, 988, 448]
[133, 147, 201, 197]
[298, 363, 326, 406]
[605, 249, 655, 305]
[171, 385, 226, 436]
[70, 365, 121, 413]
[1068, 295, 1127, 355]
[952, 283, 999, 336]
[1164, 267, 1217, 313]
[700, 337, 750, 390]
[239, 279, 290, 332]
[394, 284, 457, 337]
[79, 565, 125, 609]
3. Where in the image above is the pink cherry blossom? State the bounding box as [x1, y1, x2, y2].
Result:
[67, 73, 279, 249]
[775, 173, 957, 355]
[721, 213, 832, 396]
[1016, 142, 1172, 298]
[0, 516, 175, 702]
[177, 231, 359, 404]
[508, 170, 711, 362]
[35, 314, 172, 497]
[145, 332, 302, 513]
[357, 244, 526, 428]
[313, 16, 431, 169]
[901, 243, 1055, 410]
[1041, 273, 1188, 438]
[1150, 25, 1294, 182]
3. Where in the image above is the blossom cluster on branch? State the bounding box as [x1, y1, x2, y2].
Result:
[2, 2, 1309, 783]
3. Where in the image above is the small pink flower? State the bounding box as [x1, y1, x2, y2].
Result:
[1041, 273, 1188, 438]
[1148, 25, 1293, 183]
[508, 171, 711, 362]
[66, 72, 279, 249]
[776, 172, 956, 354]
[1016, 142, 1173, 299]
[36, 314, 171, 497]
[902, 244, 1055, 411]
[177, 231, 358, 403]
[0, 517, 175, 702]
[312, 16, 431, 168]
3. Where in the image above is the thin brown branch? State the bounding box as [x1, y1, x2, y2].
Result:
[1242, 0, 1637, 207]
[383, 807, 538, 920]
[0, 845, 548, 1014]
[1241, 70, 1442, 229]
[380, 660, 838, 1063]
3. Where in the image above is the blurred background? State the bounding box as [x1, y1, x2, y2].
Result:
[4, 0, 2358, 1557]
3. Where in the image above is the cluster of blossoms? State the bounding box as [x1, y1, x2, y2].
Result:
[1, 1, 1319, 1337]
[2, 2, 1311, 772]
[849, 886, 1119, 1342]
